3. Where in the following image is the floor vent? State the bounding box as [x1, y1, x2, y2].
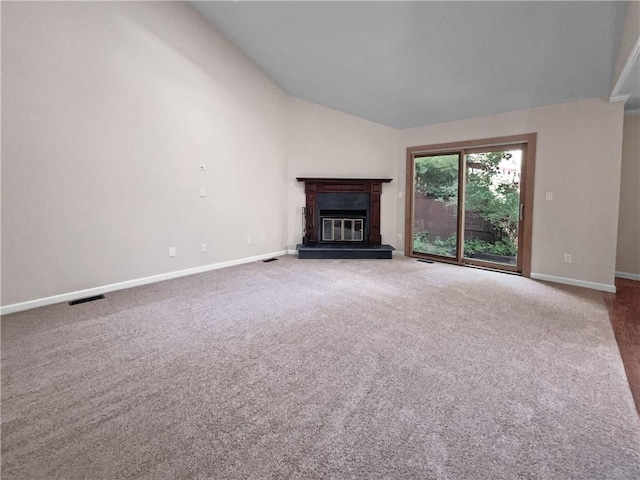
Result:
[417, 259, 434, 264]
[69, 295, 105, 306]
[263, 258, 278, 263]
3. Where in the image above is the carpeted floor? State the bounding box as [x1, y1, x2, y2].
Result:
[2, 256, 639, 479]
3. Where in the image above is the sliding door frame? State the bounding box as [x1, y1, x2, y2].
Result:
[405, 133, 537, 277]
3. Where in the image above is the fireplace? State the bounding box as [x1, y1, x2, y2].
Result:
[317, 192, 369, 244]
[296, 178, 394, 259]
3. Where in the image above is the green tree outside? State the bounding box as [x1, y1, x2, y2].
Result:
[414, 152, 519, 259]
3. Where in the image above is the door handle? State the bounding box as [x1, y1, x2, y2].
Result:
[519, 204, 524, 221]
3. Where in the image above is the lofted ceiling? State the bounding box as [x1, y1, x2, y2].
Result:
[192, 1, 630, 128]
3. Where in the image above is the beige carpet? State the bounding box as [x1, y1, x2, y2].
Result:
[2, 256, 639, 479]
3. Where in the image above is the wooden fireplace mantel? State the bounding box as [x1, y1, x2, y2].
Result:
[296, 177, 392, 246]
[296, 178, 393, 184]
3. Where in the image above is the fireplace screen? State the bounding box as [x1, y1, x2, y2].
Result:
[321, 218, 364, 242]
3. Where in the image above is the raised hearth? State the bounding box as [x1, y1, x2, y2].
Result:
[296, 177, 394, 259]
[296, 243, 394, 259]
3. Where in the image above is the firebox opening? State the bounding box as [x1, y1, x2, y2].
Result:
[320, 209, 367, 243]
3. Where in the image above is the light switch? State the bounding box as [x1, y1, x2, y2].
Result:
[200, 187, 206, 197]
[545, 192, 553, 201]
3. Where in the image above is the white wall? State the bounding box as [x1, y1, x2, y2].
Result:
[400, 98, 625, 289]
[286, 97, 400, 250]
[616, 114, 640, 276]
[1, 2, 289, 306]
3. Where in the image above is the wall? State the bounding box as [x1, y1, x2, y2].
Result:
[616, 114, 640, 277]
[1, 2, 289, 307]
[286, 97, 400, 250]
[399, 98, 625, 290]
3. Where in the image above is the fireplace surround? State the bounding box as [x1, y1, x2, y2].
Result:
[296, 177, 394, 259]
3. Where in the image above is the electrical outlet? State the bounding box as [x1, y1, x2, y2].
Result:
[169, 247, 176, 258]
[247, 236, 252, 245]
[564, 253, 572, 264]
[201, 243, 207, 253]
[261, 234, 266, 242]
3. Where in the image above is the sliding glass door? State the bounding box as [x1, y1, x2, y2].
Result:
[406, 135, 535, 276]
[462, 146, 523, 271]
[412, 153, 460, 259]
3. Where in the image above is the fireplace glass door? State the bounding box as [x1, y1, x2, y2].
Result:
[322, 218, 364, 242]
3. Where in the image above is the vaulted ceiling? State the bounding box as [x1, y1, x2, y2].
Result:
[193, 1, 630, 128]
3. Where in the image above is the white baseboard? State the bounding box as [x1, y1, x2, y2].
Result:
[393, 250, 405, 256]
[616, 271, 640, 281]
[1, 250, 289, 316]
[530, 273, 616, 293]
